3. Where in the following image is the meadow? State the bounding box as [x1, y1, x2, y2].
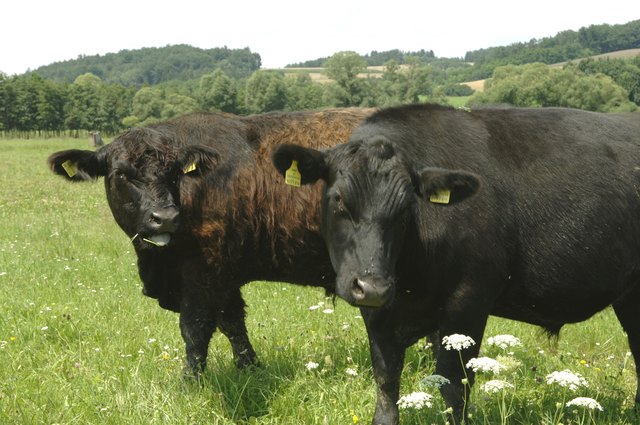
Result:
[1, 138, 639, 424]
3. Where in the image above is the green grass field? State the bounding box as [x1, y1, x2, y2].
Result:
[1, 138, 639, 424]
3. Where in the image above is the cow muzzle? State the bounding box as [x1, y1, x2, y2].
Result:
[141, 206, 180, 247]
[351, 277, 393, 308]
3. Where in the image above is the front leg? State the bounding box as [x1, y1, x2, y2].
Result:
[362, 308, 406, 425]
[180, 299, 217, 377]
[217, 288, 258, 368]
[436, 305, 489, 424]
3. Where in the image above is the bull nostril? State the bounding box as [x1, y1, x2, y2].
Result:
[352, 278, 365, 298]
[149, 212, 163, 225]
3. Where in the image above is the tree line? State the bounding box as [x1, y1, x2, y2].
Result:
[1, 50, 638, 137]
[465, 19, 640, 80]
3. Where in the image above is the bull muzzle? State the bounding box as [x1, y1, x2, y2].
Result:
[351, 277, 393, 308]
[140, 206, 180, 247]
[148, 207, 180, 233]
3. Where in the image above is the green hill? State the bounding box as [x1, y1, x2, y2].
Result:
[29, 45, 261, 86]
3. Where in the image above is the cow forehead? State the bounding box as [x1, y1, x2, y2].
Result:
[329, 140, 411, 181]
[328, 143, 413, 216]
[107, 138, 179, 171]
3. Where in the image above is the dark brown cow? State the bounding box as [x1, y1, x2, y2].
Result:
[48, 109, 372, 374]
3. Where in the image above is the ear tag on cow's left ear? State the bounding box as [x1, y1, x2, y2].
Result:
[183, 162, 197, 174]
[285, 160, 301, 187]
[61, 160, 77, 178]
[429, 189, 451, 204]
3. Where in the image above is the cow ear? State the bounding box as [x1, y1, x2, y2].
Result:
[47, 149, 107, 181]
[415, 167, 482, 205]
[272, 144, 328, 185]
[177, 145, 220, 176]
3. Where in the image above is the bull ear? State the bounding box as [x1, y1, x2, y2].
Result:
[272, 144, 327, 185]
[47, 149, 107, 181]
[415, 167, 482, 205]
[177, 145, 220, 176]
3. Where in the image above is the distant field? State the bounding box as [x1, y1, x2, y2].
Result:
[461, 48, 640, 93]
[282, 66, 387, 83]
[2, 139, 640, 424]
[279, 49, 640, 93]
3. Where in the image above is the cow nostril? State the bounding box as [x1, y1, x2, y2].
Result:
[150, 212, 163, 225]
[352, 278, 365, 297]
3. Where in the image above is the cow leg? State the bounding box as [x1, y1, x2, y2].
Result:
[217, 288, 258, 369]
[179, 302, 217, 377]
[427, 330, 441, 357]
[436, 305, 489, 424]
[613, 286, 640, 404]
[362, 308, 405, 425]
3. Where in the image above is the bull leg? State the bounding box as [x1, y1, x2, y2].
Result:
[613, 286, 640, 404]
[179, 303, 217, 377]
[217, 288, 258, 369]
[427, 330, 441, 357]
[437, 305, 489, 424]
[362, 308, 405, 425]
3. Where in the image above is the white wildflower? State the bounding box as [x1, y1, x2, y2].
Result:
[322, 309, 334, 314]
[481, 380, 514, 394]
[308, 305, 320, 311]
[420, 374, 451, 388]
[442, 334, 476, 351]
[546, 370, 588, 391]
[345, 368, 358, 376]
[148, 338, 156, 343]
[397, 392, 433, 409]
[466, 357, 505, 374]
[40, 326, 48, 331]
[566, 397, 603, 411]
[305, 361, 319, 371]
[487, 334, 521, 349]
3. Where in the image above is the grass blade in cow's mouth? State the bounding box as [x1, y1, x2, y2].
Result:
[142, 233, 172, 247]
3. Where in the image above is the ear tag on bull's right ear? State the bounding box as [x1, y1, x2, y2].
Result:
[285, 160, 301, 187]
[429, 189, 451, 204]
[183, 162, 197, 174]
[61, 160, 77, 178]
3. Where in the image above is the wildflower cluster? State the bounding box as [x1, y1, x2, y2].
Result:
[442, 334, 476, 351]
[397, 392, 433, 410]
[466, 357, 505, 374]
[305, 361, 319, 371]
[546, 370, 588, 391]
[481, 379, 514, 394]
[566, 397, 603, 411]
[487, 334, 521, 350]
[420, 374, 451, 389]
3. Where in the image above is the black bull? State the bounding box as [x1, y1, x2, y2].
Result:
[273, 104, 640, 424]
[48, 109, 373, 374]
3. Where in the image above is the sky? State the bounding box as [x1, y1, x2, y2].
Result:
[1, 0, 637, 76]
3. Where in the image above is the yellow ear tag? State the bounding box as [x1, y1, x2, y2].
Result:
[61, 160, 77, 178]
[183, 162, 197, 174]
[285, 160, 301, 187]
[429, 189, 451, 204]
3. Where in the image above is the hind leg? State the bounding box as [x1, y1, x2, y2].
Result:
[613, 286, 640, 404]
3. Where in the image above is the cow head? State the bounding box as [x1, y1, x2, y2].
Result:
[272, 136, 481, 308]
[47, 129, 219, 251]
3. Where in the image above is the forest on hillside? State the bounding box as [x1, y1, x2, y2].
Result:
[0, 20, 638, 136]
[30, 45, 262, 85]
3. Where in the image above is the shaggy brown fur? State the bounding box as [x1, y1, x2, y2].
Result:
[48, 108, 374, 374]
